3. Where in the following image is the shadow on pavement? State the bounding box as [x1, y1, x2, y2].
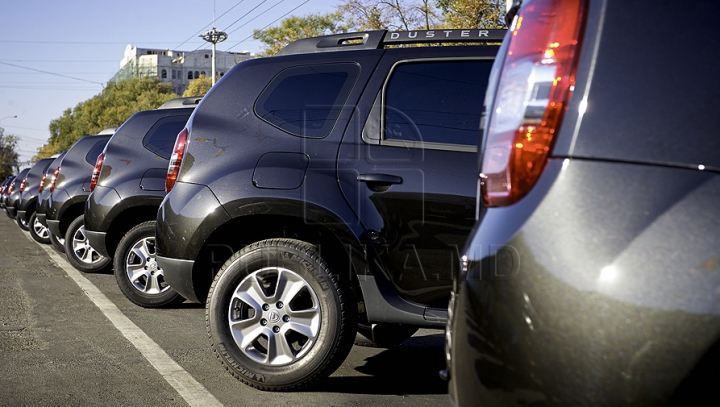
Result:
[316, 333, 447, 395]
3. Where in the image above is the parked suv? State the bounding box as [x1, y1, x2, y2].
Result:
[25, 152, 66, 244]
[36, 151, 67, 248]
[155, 29, 504, 390]
[5, 168, 32, 222]
[45, 134, 112, 265]
[0, 175, 14, 209]
[445, 0, 720, 406]
[85, 97, 199, 306]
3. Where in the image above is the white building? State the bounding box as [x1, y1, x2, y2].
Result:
[110, 45, 252, 95]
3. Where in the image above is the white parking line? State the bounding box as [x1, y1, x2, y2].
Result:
[25, 232, 223, 407]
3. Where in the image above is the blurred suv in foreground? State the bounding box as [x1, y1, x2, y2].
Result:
[446, 0, 720, 405]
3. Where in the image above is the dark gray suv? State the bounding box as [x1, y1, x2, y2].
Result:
[155, 29, 504, 390]
[445, 0, 720, 405]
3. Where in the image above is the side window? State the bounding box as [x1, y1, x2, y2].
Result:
[383, 60, 493, 147]
[85, 140, 109, 165]
[142, 115, 190, 159]
[254, 63, 360, 138]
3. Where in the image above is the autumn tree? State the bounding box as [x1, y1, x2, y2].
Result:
[339, 0, 441, 31]
[437, 0, 508, 28]
[183, 73, 213, 97]
[0, 128, 20, 177]
[253, 12, 350, 57]
[36, 77, 177, 159]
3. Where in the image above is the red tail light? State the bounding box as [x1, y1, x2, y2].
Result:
[481, 0, 586, 207]
[38, 173, 47, 193]
[49, 167, 61, 193]
[165, 128, 188, 194]
[18, 178, 27, 193]
[89, 153, 104, 192]
[7, 181, 14, 195]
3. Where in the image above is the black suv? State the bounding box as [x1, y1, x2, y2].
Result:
[3, 168, 28, 219]
[0, 175, 14, 210]
[45, 134, 112, 266]
[445, 0, 720, 406]
[85, 97, 199, 307]
[27, 152, 66, 244]
[12, 159, 54, 230]
[155, 29, 504, 390]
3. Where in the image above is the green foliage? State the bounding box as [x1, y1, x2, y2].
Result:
[37, 77, 177, 159]
[0, 128, 19, 177]
[340, 0, 441, 31]
[253, 12, 350, 57]
[183, 73, 213, 97]
[437, 0, 508, 28]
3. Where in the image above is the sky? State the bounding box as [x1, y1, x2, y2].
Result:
[0, 0, 342, 168]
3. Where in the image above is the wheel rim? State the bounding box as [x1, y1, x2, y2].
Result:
[33, 217, 49, 239]
[227, 267, 321, 366]
[71, 225, 105, 265]
[20, 216, 28, 227]
[124, 237, 171, 295]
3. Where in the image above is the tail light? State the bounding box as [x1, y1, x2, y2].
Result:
[49, 167, 61, 192]
[7, 181, 14, 195]
[165, 127, 188, 194]
[38, 173, 47, 193]
[481, 0, 586, 206]
[89, 153, 104, 192]
[18, 178, 27, 193]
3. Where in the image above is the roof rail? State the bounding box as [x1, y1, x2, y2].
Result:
[157, 97, 202, 109]
[277, 29, 507, 56]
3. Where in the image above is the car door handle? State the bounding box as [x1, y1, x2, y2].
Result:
[357, 173, 403, 192]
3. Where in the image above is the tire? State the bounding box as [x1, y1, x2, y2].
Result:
[64, 215, 111, 273]
[16, 211, 29, 231]
[207, 238, 356, 391]
[29, 212, 51, 244]
[49, 231, 66, 254]
[354, 323, 418, 348]
[113, 221, 183, 308]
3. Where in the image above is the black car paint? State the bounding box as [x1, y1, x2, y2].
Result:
[35, 152, 67, 227]
[4, 168, 31, 219]
[447, 0, 720, 405]
[15, 157, 55, 224]
[155, 44, 498, 329]
[45, 135, 111, 239]
[84, 105, 194, 258]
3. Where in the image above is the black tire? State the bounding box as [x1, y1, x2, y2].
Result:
[16, 211, 29, 231]
[207, 238, 356, 391]
[113, 221, 183, 308]
[64, 215, 111, 273]
[29, 212, 51, 244]
[354, 323, 418, 348]
[49, 231, 66, 254]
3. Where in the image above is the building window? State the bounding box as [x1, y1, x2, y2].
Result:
[188, 71, 193, 80]
[205, 54, 209, 59]
[194, 71, 199, 79]
[219, 72, 224, 77]
[172, 70, 176, 80]
[201, 71, 206, 77]
[161, 69, 167, 79]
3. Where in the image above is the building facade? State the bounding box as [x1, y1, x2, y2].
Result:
[110, 45, 252, 95]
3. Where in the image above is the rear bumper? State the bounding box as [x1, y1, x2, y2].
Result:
[6, 206, 16, 218]
[36, 213, 47, 226]
[46, 219, 62, 237]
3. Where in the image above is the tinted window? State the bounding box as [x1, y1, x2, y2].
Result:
[255, 63, 360, 138]
[85, 140, 108, 165]
[384, 60, 492, 146]
[142, 115, 189, 159]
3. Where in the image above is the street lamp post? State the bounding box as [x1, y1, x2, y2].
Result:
[0, 115, 17, 128]
[200, 28, 228, 87]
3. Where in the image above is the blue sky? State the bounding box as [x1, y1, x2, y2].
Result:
[0, 0, 341, 167]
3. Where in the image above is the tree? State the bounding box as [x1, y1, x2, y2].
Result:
[36, 77, 177, 159]
[0, 128, 20, 178]
[183, 73, 213, 97]
[339, 0, 442, 31]
[253, 12, 350, 57]
[436, 0, 507, 29]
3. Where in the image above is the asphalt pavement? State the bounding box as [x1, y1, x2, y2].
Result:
[0, 214, 449, 407]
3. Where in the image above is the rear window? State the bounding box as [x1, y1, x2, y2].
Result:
[383, 60, 493, 147]
[142, 115, 190, 159]
[85, 140, 108, 165]
[254, 63, 360, 138]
